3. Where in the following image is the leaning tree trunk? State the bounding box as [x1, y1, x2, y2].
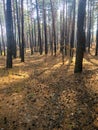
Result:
[6, 0, 13, 68]
[74, 0, 86, 73]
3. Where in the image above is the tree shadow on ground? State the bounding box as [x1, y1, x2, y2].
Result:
[31, 68, 98, 130]
[0, 55, 98, 130]
[85, 57, 98, 67]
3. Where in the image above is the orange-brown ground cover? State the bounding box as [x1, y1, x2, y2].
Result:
[0, 49, 98, 130]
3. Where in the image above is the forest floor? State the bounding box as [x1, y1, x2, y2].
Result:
[0, 48, 98, 130]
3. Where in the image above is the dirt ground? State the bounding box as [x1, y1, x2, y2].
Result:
[0, 49, 98, 130]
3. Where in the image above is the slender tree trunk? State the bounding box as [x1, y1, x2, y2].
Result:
[21, 0, 25, 62]
[70, 0, 76, 57]
[42, 23, 44, 51]
[0, 41, 2, 55]
[31, 24, 34, 55]
[29, 22, 34, 55]
[6, 0, 13, 68]
[49, 24, 53, 55]
[34, 19, 37, 52]
[87, 0, 91, 53]
[16, 0, 21, 57]
[36, 0, 42, 55]
[60, 0, 65, 64]
[50, 0, 56, 56]
[91, 1, 94, 44]
[64, 0, 68, 55]
[2, 0, 6, 56]
[48, 11, 53, 55]
[43, 0, 48, 55]
[60, 9, 63, 53]
[95, 16, 98, 56]
[12, 0, 17, 58]
[0, 19, 6, 56]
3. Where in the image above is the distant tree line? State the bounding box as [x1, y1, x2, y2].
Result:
[0, 0, 98, 73]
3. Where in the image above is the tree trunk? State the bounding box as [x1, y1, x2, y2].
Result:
[36, 0, 42, 55]
[50, 0, 56, 56]
[43, 0, 48, 55]
[34, 19, 37, 52]
[74, 0, 86, 73]
[6, 0, 13, 68]
[65, 0, 68, 55]
[29, 22, 34, 55]
[70, 0, 76, 57]
[87, 0, 91, 53]
[2, 0, 6, 56]
[16, 0, 21, 57]
[60, 0, 65, 64]
[95, 16, 98, 56]
[12, 0, 17, 58]
[21, 0, 25, 62]
[0, 41, 2, 55]
[0, 18, 6, 56]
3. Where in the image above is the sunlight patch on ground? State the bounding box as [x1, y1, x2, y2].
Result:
[43, 62, 62, 76]
[52, 62, 62, 69]
[9, 72, 29, 79]
[0, 71, 29, 89]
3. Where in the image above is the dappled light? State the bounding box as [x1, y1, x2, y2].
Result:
[0, 49, 98, 129]
[0, 0, 98, 129]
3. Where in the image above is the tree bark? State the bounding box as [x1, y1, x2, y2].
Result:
[74, 0, 86, 73]
[0, 18, 6, 56]
[70, 0, 76, 57]
[43, 0, 48, 55]
[6, 0, 13, 68]
[50, 0, 56, 56]
[95, 16, 98, 56]
[21, 0, 25, 62]
[16, 0, 21, 57]
[36, 0, 42, 55]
